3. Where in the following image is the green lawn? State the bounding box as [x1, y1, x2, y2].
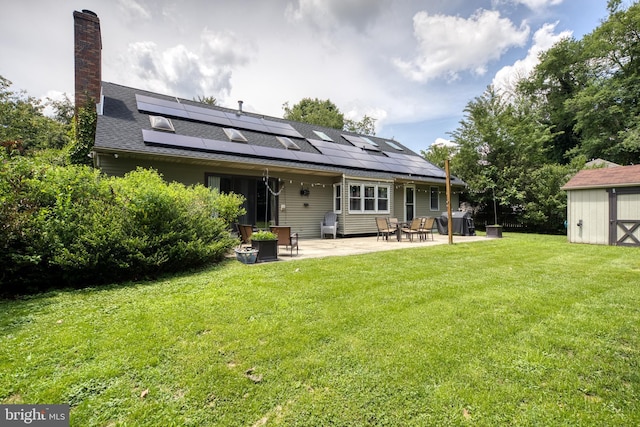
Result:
[1, 234, 639, 426]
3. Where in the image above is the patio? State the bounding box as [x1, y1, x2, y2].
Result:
[232, 233, 488, 262]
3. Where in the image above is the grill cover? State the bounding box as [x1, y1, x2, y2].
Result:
[435, 211, 476, 236]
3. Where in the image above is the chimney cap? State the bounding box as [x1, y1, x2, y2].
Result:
[81, 9, 98, 17]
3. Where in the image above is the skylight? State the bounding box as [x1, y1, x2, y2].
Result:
[149, 115, 175, 132]
[386, 140, 404, 151]
[313, 130, 333, 142]
[361, 136, 378, 146]
[276, 136, 301, 150]
[223, 128, 248, 142]
[341, 134, 380, 151]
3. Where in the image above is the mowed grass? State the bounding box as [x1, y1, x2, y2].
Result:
[1, 234, 639, 426]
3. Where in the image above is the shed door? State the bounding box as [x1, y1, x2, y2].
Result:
[608, 187, 640, 246]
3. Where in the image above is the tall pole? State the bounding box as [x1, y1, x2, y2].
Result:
[445, 159, 453, 245]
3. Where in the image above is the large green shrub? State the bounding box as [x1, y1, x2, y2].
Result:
[0, 159, 243, 295]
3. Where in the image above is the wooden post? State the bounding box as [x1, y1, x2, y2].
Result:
[445, 159, 453, 244]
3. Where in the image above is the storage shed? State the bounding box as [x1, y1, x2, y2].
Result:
[562, 164, 640, 246]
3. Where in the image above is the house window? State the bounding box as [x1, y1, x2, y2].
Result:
[349, 184, 390, 213]
[334, 184, 342, 213]
[430, 186, 439, 211]
[349, 185, 361, 211]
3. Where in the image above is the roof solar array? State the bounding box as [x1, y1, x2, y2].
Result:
[136, 94, 304, 138]
[307, 138, 445, 177]
[137, 95, 445, 178]
[142, 129, 443, 177]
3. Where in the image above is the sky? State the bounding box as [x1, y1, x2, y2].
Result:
[0, 0, 611, 154]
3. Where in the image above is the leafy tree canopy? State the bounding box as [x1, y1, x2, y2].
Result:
[0, 76, 72, 154]
[194, 95, 217, 105]
[283, 97, 344, 129]
[344, 114, 377, 135]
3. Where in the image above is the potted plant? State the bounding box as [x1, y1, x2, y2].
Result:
[250, 230, 278, 262]
[234, 246, 259, 264]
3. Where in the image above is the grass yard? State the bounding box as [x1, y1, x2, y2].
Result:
[1, 234, 639, 426]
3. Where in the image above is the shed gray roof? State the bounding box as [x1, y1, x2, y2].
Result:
[562, 164, 640, 190]
[95, 82, 465, 186]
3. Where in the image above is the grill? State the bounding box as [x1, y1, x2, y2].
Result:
[435, 211, 476, 236]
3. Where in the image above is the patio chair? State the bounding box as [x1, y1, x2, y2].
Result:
[270, 226, 299, 256]
[320, 211, 338, 239]
[401, 218, 422, 242]
[419, 217, 435, 241]
[236, 224, 253, 248]
[375, 217, 395, 241]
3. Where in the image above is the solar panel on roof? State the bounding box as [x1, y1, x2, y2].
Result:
[141, 116, 448, 178]
[136, 94, 304, 138]
[143, 129, 205, 150]
[201, 138, 256, 156]
[341, 134, 380, 151]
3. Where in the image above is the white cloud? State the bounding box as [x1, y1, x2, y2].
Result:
[509, 0, 564, 11]
[432, 138, 459, 148]
[40, 90, 69, 118]
[285, 0, 387, 32]
[117, 0, 151, 21]
[344, 106, 388, 134]
[394, 9, 530, 82]
[492, 22, 572, 95]
[119, 29, 253, 100]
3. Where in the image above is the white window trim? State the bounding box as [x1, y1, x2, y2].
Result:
[333, 183, 342, 213]
[348, 183, 390, 214]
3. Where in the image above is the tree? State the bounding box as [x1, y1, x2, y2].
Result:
[421, 143, 458, 169]
[450, 86, 556, 229]
[194, 95, 217, 105]
[565, 0, 640, 164]
[282, 98, 344, 129]
[0, 76, 71, 153]
[344, 114, 377, 135]
[518, 37, 588, 164]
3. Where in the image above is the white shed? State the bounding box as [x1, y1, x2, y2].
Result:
[562, 164, 640, 246]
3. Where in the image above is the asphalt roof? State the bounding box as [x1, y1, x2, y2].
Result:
[95, 82, 465, 186]
[562, 164, 640, 189]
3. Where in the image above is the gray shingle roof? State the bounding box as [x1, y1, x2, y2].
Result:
[95, 82, 464, 186]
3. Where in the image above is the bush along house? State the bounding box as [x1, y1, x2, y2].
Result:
[75, 9, 466, 238]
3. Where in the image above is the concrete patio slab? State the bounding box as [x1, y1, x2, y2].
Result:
[253, 233, 488, 261]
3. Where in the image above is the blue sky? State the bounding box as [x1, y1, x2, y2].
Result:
[0, 0, 612, 154]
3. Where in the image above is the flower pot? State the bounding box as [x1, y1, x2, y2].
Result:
[234, 248, 259, 264]
[486, 225, 503, 238]
[251, 239, 278, 262]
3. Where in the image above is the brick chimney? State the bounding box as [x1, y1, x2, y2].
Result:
[74, 9, 101, 110]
